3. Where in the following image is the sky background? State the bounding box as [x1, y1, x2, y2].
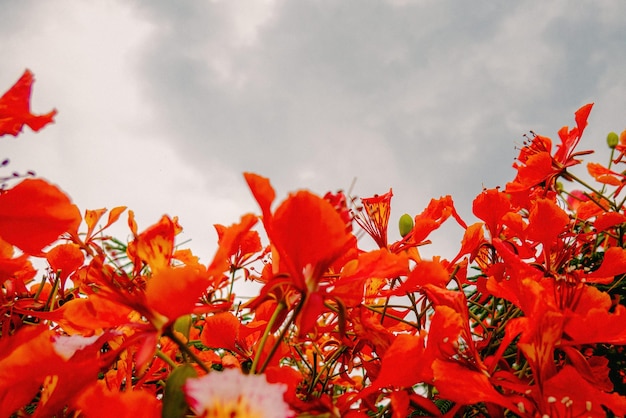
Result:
[2, 1, 626, 262]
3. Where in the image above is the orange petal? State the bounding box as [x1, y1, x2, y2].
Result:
[127, 215, 181, 274]
[46, 243, 84, 284]
[207, 213, 258, 281]
[73, 381, 161, 418]
[145, 265, 209, 322]
[0, 325, 64, 414]
[386, 259, 450, 295]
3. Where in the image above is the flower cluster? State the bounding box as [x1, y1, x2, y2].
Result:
[1, 70, 625, 417]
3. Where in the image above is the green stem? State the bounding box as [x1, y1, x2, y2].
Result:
[566, 171, 617, 210]
[257, 298, 305, 374]
[155, 349, 177, 369]
[44, 272, 61, 311]
[250, 300, 286, 374]
[163, 327, 210, 374]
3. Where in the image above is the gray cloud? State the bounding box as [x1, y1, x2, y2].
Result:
[3, 0, 626, 258]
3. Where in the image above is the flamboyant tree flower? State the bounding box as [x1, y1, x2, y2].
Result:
[184, 368, 294, 418]
[506, 103, 594, 194]
[0, 70, 57, 137]
[390, 195, 467, 257]
[423, 285, 522, 414]
[0, 325, 121, 416]
[244, 172, 357, 334]
[587, 161, 626, 196]
[354, 189, 393, 248]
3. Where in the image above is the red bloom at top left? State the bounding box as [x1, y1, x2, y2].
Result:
[0, 69, 57, 137]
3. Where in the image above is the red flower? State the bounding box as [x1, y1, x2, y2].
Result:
[390, 195, 466, 256]
[506, 104, 594, 193]
[0, 70, 57, 137]
[244, 172, 357, 334]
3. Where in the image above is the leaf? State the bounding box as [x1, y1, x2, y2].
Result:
[162, 364, 198, 418]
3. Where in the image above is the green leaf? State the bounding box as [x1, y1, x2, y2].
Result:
[162, 364, 198, 418]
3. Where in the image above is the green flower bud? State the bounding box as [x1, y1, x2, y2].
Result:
[398, 213, 414, 237]
[555, 181, 564, 192]
[607, 132, 619, 149]
[173, 314, 192, 339]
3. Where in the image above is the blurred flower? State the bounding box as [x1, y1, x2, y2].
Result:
[184, 368, 293, 418]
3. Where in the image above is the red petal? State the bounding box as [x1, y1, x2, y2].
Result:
[271, 191, 356, 288]
[0, 325, 64, 414]
[594, 211, 626, 232]
[372, 333, 428, 389]
[201, 312, 240, 351]
[526, 198, 569, 247]
[431, 359, 511, 407]
[0, 70, 57, 137]
[0, 179, 81, 255]
[507, 151, 554, 193]
[472, 188, 512, 238]
[387, 259, 450, 295]
[244, 172, 276, 222]
[586, 247, 626, 283]
[541, 365, 626, 417]
[574, 103, 594, 137]
[412, 195, 466, 243]
[46, 242, 84, 285]
[453, 221, 485, 263]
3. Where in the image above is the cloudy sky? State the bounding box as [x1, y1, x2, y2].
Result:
[2, 1, 626, 261]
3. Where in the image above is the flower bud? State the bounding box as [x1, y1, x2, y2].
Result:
[398, 213, 414, 237]
[607, 131, 619, 149]
[556, 181, 564, 192]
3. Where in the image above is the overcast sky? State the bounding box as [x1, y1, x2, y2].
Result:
[2, 1, 626, 261]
